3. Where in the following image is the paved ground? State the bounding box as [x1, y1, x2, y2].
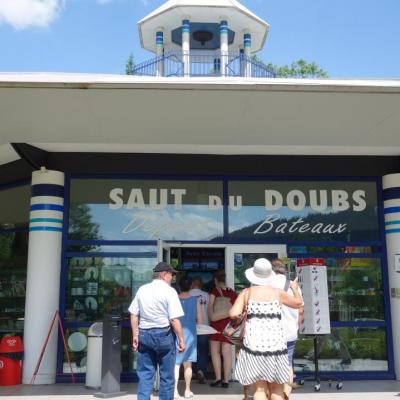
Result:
[1, 381, 400, 400]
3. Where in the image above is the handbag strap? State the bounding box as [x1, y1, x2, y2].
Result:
[240, 288, 251, 341]
[284, 277, 291, 292]
[244, 287, 250, 311]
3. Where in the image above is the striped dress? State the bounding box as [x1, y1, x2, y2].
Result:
[235, 299, 290, 385]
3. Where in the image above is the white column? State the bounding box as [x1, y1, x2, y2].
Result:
[182, 19, 190, 77]
[156, 30, 164, 77]
[220, 20, 228, 77]
[240, 48, 245, 77]
[22, 168, 65, 384]
[243, 32, 252, 77]
[383, 173, 400, 379]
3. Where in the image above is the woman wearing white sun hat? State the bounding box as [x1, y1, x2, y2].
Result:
[229, 258, 302, 400]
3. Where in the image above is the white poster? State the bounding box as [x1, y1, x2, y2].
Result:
[296, 261, 331, 335]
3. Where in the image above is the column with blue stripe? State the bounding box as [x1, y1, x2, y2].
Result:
[182, 19, 190, 76]
[243, 32, 252, 77]
[383, 173, 400, 379]
[156, 30, 164, 77]
[22, 169, 65, 384]
[220, 20, 228, 77]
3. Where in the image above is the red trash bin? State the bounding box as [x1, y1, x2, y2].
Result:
[0, 336, 24, 386]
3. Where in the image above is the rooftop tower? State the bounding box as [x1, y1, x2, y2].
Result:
[133, 0, 274, 77]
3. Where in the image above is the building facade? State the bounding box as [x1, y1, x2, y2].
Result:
[1, 0, 400, 386]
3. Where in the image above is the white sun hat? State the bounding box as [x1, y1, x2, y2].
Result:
[245, 258, 276, 286]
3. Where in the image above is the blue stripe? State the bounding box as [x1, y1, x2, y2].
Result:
[31, 184, 64, 198]
[29, 226, 63, 232]
[385, 220, 400, 226]
[30, 218, 63, 224]
[383, 187, 400, 201]
[31, 204, 64, 212]
[384, 206, 400, 214]
[385, 229, 400, 234]
[182, 20, 190, 32]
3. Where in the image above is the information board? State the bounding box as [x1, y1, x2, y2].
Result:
[296, 258, 331, 335]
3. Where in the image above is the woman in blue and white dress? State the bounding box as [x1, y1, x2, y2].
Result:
[230, 259, 302, 400]
[174, 277, 203, 400]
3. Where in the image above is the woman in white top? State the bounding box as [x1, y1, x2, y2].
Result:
[230, 258, 302, 400]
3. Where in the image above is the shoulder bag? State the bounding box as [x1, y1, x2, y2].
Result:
[209, 287, 232, 322]
[222, 288, 250, 347]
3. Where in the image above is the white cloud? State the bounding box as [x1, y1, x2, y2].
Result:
[0, 0, 64, 30]
[97, 0, 149, 4]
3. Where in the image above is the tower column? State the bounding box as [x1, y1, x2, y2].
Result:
[22, 168, 65, 384]
[383, 173, 400, 379]
[156, 30, 164, 77]
[243, 32, 252, 77]
[220, 20, 228, 77]
[182, 19, 190, 77]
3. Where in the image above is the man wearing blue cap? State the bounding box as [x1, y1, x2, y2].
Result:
[129, 262, 186, 400]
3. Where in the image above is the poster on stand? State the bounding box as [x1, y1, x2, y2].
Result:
[296, 258, 331, 335]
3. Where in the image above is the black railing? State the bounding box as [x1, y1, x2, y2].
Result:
[131, 51, 276, 78]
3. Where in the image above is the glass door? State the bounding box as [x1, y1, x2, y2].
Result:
[225, 245, 287, 291]
[157, 239, 171, 263]
[225, 245, 287, 380]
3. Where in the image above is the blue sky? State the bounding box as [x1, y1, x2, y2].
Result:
[0, 0, 399, 78]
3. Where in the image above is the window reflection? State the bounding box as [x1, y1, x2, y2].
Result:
[0, 232, 28, 338]
[0, 185, 30, 230]
[228, 181, 379, 243]
[65, 256, 156, 322]
[326, 258, 384, 322]
[63, 328, 136, 373]
[294, 327, 388, 372]
[69, 179, 224, 241]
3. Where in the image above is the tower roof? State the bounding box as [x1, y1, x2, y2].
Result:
[138, 0, 269, 53]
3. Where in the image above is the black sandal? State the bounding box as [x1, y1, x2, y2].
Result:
[210, 379, 222, 387]
[221, 381, 229, 388]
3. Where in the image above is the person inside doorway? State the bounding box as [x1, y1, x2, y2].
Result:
[207, 269, 237, 388]
[189, 276, 210, 384]
[174, 277, 203, 400]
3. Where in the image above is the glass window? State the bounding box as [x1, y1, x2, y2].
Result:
[233, 251, 279, 291]
[0, 185, 30, 230]
[63, 328, 136, 374]
[228, 181, 379, 243]
[67, 245, 157, 254]
[63, 327, 89, 373]
[69, 179, 224, 241]
[326, 257, 384, 322]
[294, 327, 388, 372]
[291, 256, 384, 322]
[0, 232, 28, 338]
[288, 246, 382, 255]
[65, 255, 157, 323]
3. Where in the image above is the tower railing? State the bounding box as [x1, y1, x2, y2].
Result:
[131, 51, 276, 78]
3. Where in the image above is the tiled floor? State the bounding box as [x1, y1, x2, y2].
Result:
[1, 381, 400, 399]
